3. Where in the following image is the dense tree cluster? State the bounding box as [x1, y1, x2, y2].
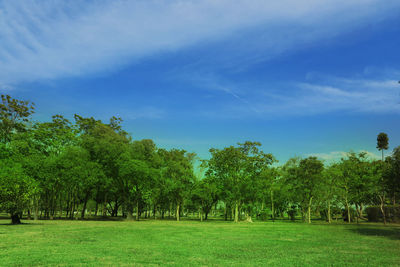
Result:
[1, 95, 399, 224]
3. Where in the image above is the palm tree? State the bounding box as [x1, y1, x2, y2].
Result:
[377, 132, 389, 161]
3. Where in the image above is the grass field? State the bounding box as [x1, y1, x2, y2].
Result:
[1, 219, 399, 266]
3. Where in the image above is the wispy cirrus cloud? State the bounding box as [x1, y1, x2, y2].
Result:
[292, 78, 400, 114]
[121, 107, 166, 120]
[1, 0, 400, 86]
[184, 71, 400, 118]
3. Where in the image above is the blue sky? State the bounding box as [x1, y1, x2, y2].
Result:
[1, 0, 400, 163]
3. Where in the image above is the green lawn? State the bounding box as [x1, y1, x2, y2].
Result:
[1, 219, 399, 266]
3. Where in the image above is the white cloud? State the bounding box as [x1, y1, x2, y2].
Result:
[1, 0, 400, 85]
[307, 151, 348, 161]
[307, 150, 381, 162]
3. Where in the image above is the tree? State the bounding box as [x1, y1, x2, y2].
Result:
[377, 132, 389, 161]
[77, 116, 129, 217]
[205, 141, 274, 223]
[294, 157, 324, 223]
[191, 176, 220, 221]
[256, 167, 278, 221]
[0, 95, 35, 223]
[370, 159, 389, 224]
[57, 146, 104, 219]
[32, 115, 77, 155]
[0, 94, 34, 143]
[322, 164, 342, 223]
[386, 146, 400, 205]
[159, 149, 195, 221]
[0, 159, 37, 224]
[22, 116, 78, 219]
[117, 146, 150, 220]
[337, 152, 376, 223]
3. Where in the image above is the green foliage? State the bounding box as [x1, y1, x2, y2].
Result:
[258, 209, 271, 221]
[191, 176, 220, 220]
[1, 95, 399, 227]
[385, 146, 400, 203]
[282, 157, 324, 223]
[0, 94, 35, 143]
[205, 141, 275, 222]
[377, 132, 389, 151]
[0, 159, 36, 220]
[159, 149, 195, 221]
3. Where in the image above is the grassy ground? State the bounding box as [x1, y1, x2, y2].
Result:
[1, 219, 399, 266]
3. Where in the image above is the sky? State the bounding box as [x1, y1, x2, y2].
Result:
[1, 0, 400, 164]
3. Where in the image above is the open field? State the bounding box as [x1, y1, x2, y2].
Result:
[1, 219, 399, 266]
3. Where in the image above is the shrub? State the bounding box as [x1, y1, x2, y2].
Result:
[366, 205, 400, 223]
[287, 206, 297, 221]
[342, 207, 357, 222]
[258, 209, 271, 221]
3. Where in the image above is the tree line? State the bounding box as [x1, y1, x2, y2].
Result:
[0, 95, 399, 224]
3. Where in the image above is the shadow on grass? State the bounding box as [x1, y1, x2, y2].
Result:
[0, 222, 44, 226]
[348, 225, 400, 240]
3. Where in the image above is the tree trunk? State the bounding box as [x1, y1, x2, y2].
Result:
[355, 203, 362, 223]
[70, 197, 76, 219]
[59, 197, 63, 219]
[136, 200, 140, 221]
[234, 201, 239, 223]
[345, 193, 350, 223]
[127, 210, 134, 220]
[102, 194, 108, 217]
[176, 202, 180, 221]
[271, 190, 275, 221]
[81, 193, 89, 220]
[327, 200, 331, 224]
[379, 195, 387, 225]
[301, 208, 305, 222]
[308, 197, 313, 224]
[245, 212, 253, 223]
[34, 197, 39, 221]
[224, 205, 228, 221]
[94, 201, 98, 216]
[11, 213, 21, 224]
[50, 194, 56, 220]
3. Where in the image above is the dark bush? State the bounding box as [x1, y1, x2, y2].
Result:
[258, 209, 271, 221]
[342, 207, 357, 222]
[287, 207, 297, 221]
[320, 206, 342, 221]
[366, 205, 400, 222]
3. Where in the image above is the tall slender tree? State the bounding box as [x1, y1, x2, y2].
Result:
[377, 132, 389, 161]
